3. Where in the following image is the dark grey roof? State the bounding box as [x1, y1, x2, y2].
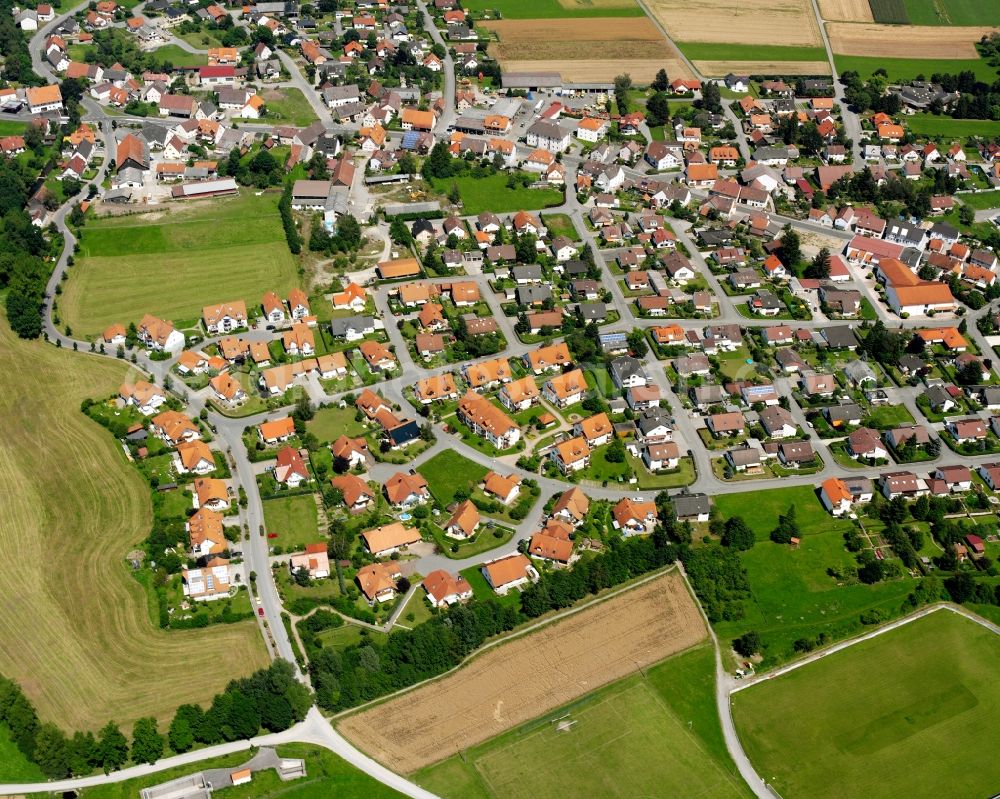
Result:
[674, 492, 711, 517]
[329, 315, 375, 337]
[516, 285, 552, 304]
[821, 326, 858, 349]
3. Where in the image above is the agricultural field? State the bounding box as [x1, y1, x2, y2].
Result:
[62, 192, 300, 338]
[868, 0, 1000, 25]
[818, 0, 873, 21]
[677, 42, 831, 76]
[262, 494, 322, 552]
[905, 113, 1000, 138]
[732, 610, 1000, 799]
[416, 644, 752, 799]
[482, 18, 692, 82]
[834, 53, 999, 82]
[0, 321, 267, 732]
[337, 571, 706, 773]
[646, 0, 823, 47]
[79, 743, 406, 799]
[827, 22, 996, 58]
[461, 0, 644, 16]
[713, 486, 918, 663]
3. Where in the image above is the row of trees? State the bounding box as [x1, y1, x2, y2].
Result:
[0, 660, 311, 779]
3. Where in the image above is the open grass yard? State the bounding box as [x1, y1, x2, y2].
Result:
[150, 43, 207, 67]
[79, 743, 406, 799]
[0, 722, 44, 781]
[307, 404, 367, 443]
[0, 120, 27, 136]
[262, 494, 322, 552]
[337, 571, 707, 773]
[540, 212, 580, 241]
[906, 113, 1000, 138]
[62, 193, 300, 338]
[628, 454, 697, 489]
[714, 486, 917, 664]
[420, 449, 490, 506]
[176, 28, 224, 49]
[958, 189, 1000, 210]
[443, 173, 564, 215]
[460, 0, 644, 17]
[316, 623, 388, 652]
[833, 53, 998, 82]
[416, 644, 751, 799]
[863, 402, 915, 429]
[902, 0, 1000, 25]
[0, 321, 267, 732]
[732, 610, 1000, 799]
[261, 87, 319, 127]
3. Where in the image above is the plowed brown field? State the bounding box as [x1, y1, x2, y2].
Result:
[828, 23, 997, 57]
[337, 570, 707, 773]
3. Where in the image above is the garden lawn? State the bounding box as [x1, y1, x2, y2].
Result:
[262, 494, 321, 552]
[150, 44, 207, 67]
[415, 643, 751, 798]
[732, 610, 1000, 799]
[540, 212, 580, 241]
[458, 0, 644, 17]
[420, 450, 489, 506]
[864, 403, 915, 429]
[678, 42, 827, 61]
[79, 743, 405, 799]
[176, 29, 223, 49]
[307, 405, 367, 443]
[0, 319, 267, 732]
[262, 87, 319, 127]
[0, 120, 27, 136]
[906, 113, 1000, 138]
[460, 565, 522, 608]
[714, 484, 845, 540]
[62, 192, 300, 338]
[445, 173, 564, 215]
[833, 54, 998, 83]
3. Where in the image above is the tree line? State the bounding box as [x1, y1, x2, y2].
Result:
[0, 660, 310, 779]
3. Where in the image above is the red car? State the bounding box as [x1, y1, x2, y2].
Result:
[258, 607, 265, 617]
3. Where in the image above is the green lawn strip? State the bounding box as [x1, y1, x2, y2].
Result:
[679, 42, 828, 61]
[415, 644, 751, 799]
[906, 113, 1000, 139]
[262, 494, 322, 552]
[419, 449, 490, 506]
[79, 743, 406, 799]
[833, 54, 998, 83]
[150, 44, 207, 67]
[0, 120, 27, 136]
[443, 173, 564, 215]
[459, 0, 644, 17]
[903, 0, 1000, 25]
[731, 611, 1000, 799]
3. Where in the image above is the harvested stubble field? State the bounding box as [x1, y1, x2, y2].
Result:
[645, 0, 822, 46]
[337, 570, 706, 774]
[0, 321, 268, 732]
[695, 60, 831, 76]
[483, 18, 692, 81]
[827, 22, 996, 57]
[817, 0, 873, 21]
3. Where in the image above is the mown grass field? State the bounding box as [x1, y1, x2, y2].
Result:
[903, 0, 1000, 25]
[959, 189, 1000, 210]
[80, 743, 405, 799]
[262, 87, 319, 127]
[732, 611, 1000, 799]
[905, 113, 1000, 138]
[834, 53, 998, 82]
[420, 450, 489, 507]
[459, 0, 644, 18]
[262, 494, 322, 551]
[307, 405, 367, 443]
[0, 320, 268, 732]
[416, 644, 753, 799]
[677, 42, 828, 61]
[443, 173, 564, 215]
[62, 193, 300, 337]
[150, 44, 207, 67]
[713, 486, 918, 663]
[0, 723, 44, 782]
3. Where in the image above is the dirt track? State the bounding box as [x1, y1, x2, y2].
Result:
[828, 23, 997, 58]
[645, 0, 823, 46]
[337, 570, 707, 774]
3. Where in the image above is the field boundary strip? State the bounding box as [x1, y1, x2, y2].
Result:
[331, 564, 681, 720]
[729, 603, 1000, 694]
